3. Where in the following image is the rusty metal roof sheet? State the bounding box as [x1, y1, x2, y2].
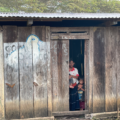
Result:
[0, 13, 120, 19]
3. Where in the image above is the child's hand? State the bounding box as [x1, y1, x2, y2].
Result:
[69, 85, 74, 88]
[81, 88, 85, 91]
[78, 84, 82, 90]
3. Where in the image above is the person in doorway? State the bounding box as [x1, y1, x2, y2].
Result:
[78, 78, 85, 110]
[69, 59, 80, 111]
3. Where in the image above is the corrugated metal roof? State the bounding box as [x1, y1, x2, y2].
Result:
[0, 13, 120, 19]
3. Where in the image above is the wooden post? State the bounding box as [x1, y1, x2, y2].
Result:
[46, 27, 52, 116]
[0, 27, 5, 119]
[89, 27, 94, 113]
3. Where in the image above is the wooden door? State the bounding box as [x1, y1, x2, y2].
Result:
[51, 40, 69, 112]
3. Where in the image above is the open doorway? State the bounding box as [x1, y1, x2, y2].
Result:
[70, 40, 84, 78]
[69, 40, 85, 111]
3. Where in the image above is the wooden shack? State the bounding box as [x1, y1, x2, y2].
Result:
[0, 13, 120, 119]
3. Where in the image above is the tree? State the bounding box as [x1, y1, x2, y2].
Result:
[0, 0, 120, 13]
[62, 0, 120, 13]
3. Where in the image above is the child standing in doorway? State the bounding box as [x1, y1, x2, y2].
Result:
[78, 78, 85, 110]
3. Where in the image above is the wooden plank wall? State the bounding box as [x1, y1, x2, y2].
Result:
[51, 40, 69, 112]
[46, 27, 52, 116]
[105, 27, 117, 112]
[89, 27, 120, 113]
[93, 28, 105, 113]
[3, 26, 19, 119]
[3, 26, 120, 118]
[117, 27, 120, 111]
[32, 26, 48, 117]
[84, 39, 89, 110]
[3, 26, 51, 119]
[18, 27, 33, 119]
[89, 27, 94, 113]
[0, 27, 5, 119]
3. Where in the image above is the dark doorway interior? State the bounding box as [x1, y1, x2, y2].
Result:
[69, 40, 84, 78]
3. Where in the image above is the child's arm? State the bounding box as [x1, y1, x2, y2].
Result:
[69, 84, 74, 88]
[70, 75, 79, 79]
[81, 88, 85, 91]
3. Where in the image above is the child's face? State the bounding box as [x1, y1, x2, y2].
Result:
[79, 79, 83, 84]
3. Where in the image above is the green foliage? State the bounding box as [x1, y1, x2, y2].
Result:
[0, 7, 11, 12]
[0, 0, 120, 13]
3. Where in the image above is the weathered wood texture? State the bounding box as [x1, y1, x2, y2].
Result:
[18, 27, 33, 119]
[84, 40, 89, 110]
[105, 27, 117, 112]
[89, 27, 94, 113]
[93, 28, 105, 113]
[0, 28, 5, 119]
[51, 33, 89, 40]
[89, 27, 120, 113]
[61, 40, 69, 111]
[51, 41, 59, 112]
[52, 110, 88, 116]
[51, 27, 89, 32]
[46, 27, 52, 116]
[32, 26, 48, 117]
[117, 27, 120, 112]
[3, 26, 120, 119]
[51, 40, 69, 112]
[3, 26, 19, 119]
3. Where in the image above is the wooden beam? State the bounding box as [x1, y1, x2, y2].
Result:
[11, 116, 54, 120]
[52, 110, 88, 116]
[51, 27, 89, 33]
[99, 21, 118, 26]
[0, 27, 5, 119]
[27, 19, 33, 26]
[85, 111, 120, 119]
[51, 34, 89, 40]
[52, 33, 88, 36]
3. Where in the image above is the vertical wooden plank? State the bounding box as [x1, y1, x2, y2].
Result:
[51, 40, 69, 112]
[0, 28, 5, 119]
[32, 26, 48, 117]
[18, 27, 33, 119]
[32, 26, 46, 42]
[93, 27, 105, 113]
[3, 26, 19, 119]
[84, 40, 89, 110]
[89, 27, 94, 113]
[46, 27, 52, 116]
[57, 41, 62, 111]
[51, 41, 59, 112]
[117, 27, 120, 111]
[105, 27, 117, 112]
[61, 40, 69, 111]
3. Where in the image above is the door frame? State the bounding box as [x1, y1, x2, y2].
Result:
[50, 27, 90, 115]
